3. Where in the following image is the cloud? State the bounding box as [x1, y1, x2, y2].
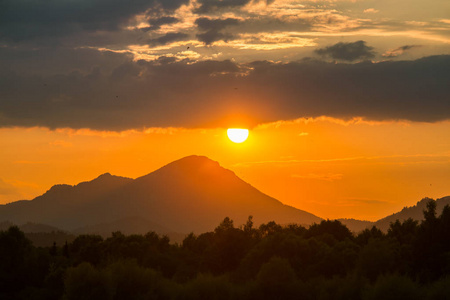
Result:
[49, 140, 73, 147]
[363, 8, 379, 14]
[194, 0, 252, 13]
[382, 45, 420, 57]
[0, 0, 188, 42]
[142, 16, 180, 31]
[292, 173, 343, 181]
[315, 40, 376, 61]
[213, 33, 317, 50]
[339, 197, 391, 205]
[148, 32, 190, 46]
[0, 52, 449, 130]
[195, 17, 241, 45]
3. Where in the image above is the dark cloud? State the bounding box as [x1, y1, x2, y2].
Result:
[383, 45, 420, 57]
[0, 53, 449, 130]
[148, 32, 189, 46]
[0, 46, 132, 76]
[315, 41, 376, 61]
[142, 16, 180, 31]
[194, 0, 252, 13]
[0, 0, 188, 42]
[195, 18, 240, 45]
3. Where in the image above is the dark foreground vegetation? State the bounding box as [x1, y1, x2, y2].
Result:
[1, 200, 450, 300]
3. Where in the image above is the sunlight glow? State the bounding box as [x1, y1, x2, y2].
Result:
[227, 128, 249, 143]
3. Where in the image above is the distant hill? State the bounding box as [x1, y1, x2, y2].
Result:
[0, 221, 61, 233]
[0, 155, 322, 235]
[0, 221, 76, 247]
[73, 216, 172, 237]
[337, 197, 450, 232]
[374, 196, 450, 231]
[337, 218, 374, 233]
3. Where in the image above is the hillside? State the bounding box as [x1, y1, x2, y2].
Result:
[0, 155, 322, 235]
[374, 196, 450, 231]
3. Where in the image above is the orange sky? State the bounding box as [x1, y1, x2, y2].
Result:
[1, 0, 450, 224]
[1, 117, 449, 221]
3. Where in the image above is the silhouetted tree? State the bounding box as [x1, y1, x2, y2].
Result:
[356, 226, 384, 246]
[307, 220, 353, 243]
[357, 238, 397, 281]
[50, 242, 57, 256]
[64, 262, 113, 300]
[254, 256, 299, 300]
[3, 212, 450, 299]
[70, 234, 104, 265]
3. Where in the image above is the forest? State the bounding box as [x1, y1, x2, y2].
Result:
[1, 200, 449, 300]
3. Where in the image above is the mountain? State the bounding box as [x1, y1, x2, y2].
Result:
[337, 218, 374, 233]
[336, 196, 450, 232]
[0, 173, 133, 230]
[374, 196, 450, 232]
[0, 221, 60, 233]
[0, 155, 322, 235]
[73, 217, 172, 236]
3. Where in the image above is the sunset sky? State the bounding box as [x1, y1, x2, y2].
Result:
[1, 0, 449, 221]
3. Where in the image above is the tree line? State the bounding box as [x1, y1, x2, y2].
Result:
[1, 200, 449, 299]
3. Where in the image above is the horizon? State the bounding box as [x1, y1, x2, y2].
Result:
[2, 152, 448, 222]
[1, 0, 449, 221]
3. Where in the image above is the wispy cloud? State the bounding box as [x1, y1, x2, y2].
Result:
[336, 197, 392, 206]
[215, 33, 317, 50]
[382, 45, 420, 57]
[292, 173, 343, 181]
[363, 8, 379, 14]
[232, 153, 450, 167]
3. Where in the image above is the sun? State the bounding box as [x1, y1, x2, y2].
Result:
[227, 128, 249, 143]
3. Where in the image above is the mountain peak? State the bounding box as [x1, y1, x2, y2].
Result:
[147, 155, 225, 178]
[97, 172, 112, 178]
[79, 172, 132, 187]
[171, 155, 220, 167]
[47, 184, 72, 193]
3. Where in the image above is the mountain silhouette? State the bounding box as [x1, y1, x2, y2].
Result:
[374, 196, 450, 231]
[0, 155, 322, 235]
[338, 196, 450, 232]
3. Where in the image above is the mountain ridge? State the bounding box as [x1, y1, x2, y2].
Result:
[0, 155, 322, 234]
[0, 155, 448, 235]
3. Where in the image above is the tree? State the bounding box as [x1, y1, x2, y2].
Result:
[362, 274, 423, 300]
[64, 262, 112, 300]
[0, 226, 43, 297]
[357, 238, 397, 281]
[307, 220, 353, 243]
[356, 226, 384, 246]
[70, 234, 104, 265]
[254, 256, 299, 300]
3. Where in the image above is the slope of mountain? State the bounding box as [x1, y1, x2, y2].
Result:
[0, 221, 60, 233]
[374, 196, 450, 231]
[0, 155, 322, 234]
[0, 173, 133, 230]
